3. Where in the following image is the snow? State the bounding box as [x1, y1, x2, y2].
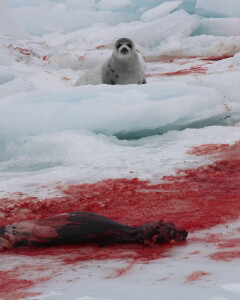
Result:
[140, 1, 183, 22]
[105, 10, 200, 50]
[222, 284, 240, 295]
[96, 0, 135, 12]
[199, 18, 240, 37]
[196, 0, 240, 18]
[1, 83, 237, 138]
[167, 35, 240, 56]
[0, 0, 240, 299]
[0, 0, 28, 39]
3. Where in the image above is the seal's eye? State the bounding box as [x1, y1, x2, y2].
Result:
[127, 43, 132, 49]
[116, 43, 122, 49]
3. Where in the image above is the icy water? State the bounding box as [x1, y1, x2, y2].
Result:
[1, 0, 240, 299]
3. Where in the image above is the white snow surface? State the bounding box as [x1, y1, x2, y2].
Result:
[196, 0, 240, 18]
[96, 0, 135, 12]
[140, 1, 183, 21]
[0, 0, 28, 39]
[0, 1, 240, 299]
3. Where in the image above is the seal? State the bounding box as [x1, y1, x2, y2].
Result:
[75, 38, 146, 85]
[0, 212, 187, 249]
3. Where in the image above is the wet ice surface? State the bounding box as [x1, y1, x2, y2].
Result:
[0, 0, 240, 299]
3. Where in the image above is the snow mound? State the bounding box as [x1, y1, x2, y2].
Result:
[0, 0, 28, 39]
[96, 0, 135, 11]
[140, 1, 183, 22]
[0, 82, 238, 139]
[198, 18, 240, 37]
[118, 10, 200, 50]
[196, 0, 240, 18]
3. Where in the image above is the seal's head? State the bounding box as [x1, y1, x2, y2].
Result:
[155, 222, 188, 244]
[114, 38, 135, 60]
[140, 220, 188, 246]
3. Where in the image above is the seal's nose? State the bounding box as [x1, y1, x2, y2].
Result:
[120, 46, 129, 55]
[176, 229, 188, 241]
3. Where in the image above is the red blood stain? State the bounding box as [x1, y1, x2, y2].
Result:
[0, 270, 42, 300]
[144, 54, 232, 63]
[204, 233, 227, 243]
[189, 233, 240, 247]
[187, 143, 231, 156]
[186, 271, 210, 282]
[12, 47, 33, 56]
[188, 251, 200, 255]
[0, 243, 174, 298]
[217, 238, 240, 249]
[7, 44, 46, 61]
[1, 141, 240, 230]
[209, 250, 240, 262]
[106, 261, 135, 279]
[146, 66, 208, 77]
[0, 264, 57, 299]
[0, 270, 33, 292]
[143, 55, 198, 63]
[201, 54, 233, 61]
[96, 44, 106, 49]
[1, 141, 240, 295]
[187, 141, 240, 163]
[208, 238, 240, 262]
[162, 65, 208, 75]
[158, 277, 169, 281]
[61, 76, 70, 81]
